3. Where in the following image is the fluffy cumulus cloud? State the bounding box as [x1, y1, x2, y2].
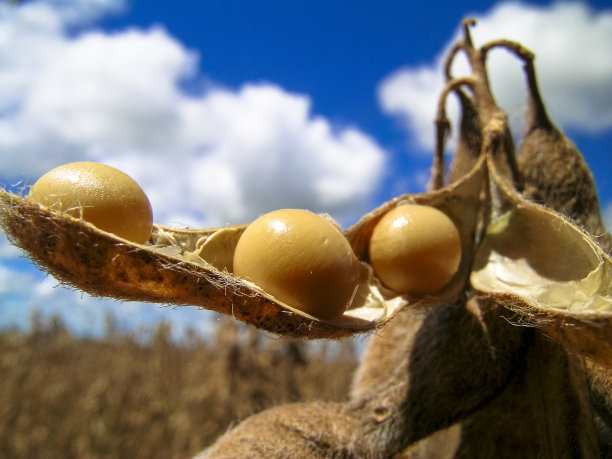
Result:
[379, 2, 612, 152]
[0, 0, 385, 334]
[181, 85, 385, 225]
[0, 0, 385, 228]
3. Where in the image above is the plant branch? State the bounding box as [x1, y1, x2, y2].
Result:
[430, 77, 478, 190]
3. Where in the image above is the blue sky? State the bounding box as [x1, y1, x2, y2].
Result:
[1, 0, 611, 339]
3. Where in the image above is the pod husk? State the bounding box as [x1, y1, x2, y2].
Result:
[471, 151, 612, 367]
[447, 88, 482, 184]
[517, 57, 610, 245]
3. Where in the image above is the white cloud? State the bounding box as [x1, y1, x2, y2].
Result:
[0, 0, 386, 228]
[379, 66, 446, 152]
[0, 261, 33, 296]
[379, 2, 612, 152]
[22, 28, 194, 151]
[12, 0, 126, 27]
[180, 85, 385, 225]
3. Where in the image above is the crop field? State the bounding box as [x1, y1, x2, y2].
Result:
[0, 314, 357, 458]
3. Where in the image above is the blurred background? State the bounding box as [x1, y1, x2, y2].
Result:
[0, 0, 611, 456]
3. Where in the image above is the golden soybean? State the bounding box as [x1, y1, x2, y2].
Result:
[233, 209, 360, 320]
[369, 204, 461, 294]
[29, 162, 153, 244]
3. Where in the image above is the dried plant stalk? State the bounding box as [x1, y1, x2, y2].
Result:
[201, 402, 357, 458]
[447, 87, 482, 185]
[453, 336, 599, 457]
[346, 294, 529, 457]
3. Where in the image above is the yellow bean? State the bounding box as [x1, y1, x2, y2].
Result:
[233, 209, 360, 320]
[29, 162, 153, 244]
[369, 204, 461, 294]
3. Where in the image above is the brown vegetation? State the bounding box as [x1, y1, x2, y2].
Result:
[0, 313, 357, 458]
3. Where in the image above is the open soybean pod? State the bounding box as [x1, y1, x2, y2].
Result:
[471, 144, 612, 368]
[0, 193, 361, 338]
[0, 155, 481, 339]
[464, 26, 612, 369]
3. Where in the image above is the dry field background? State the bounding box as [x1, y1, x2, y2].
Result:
[0, 312, 358, 458]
